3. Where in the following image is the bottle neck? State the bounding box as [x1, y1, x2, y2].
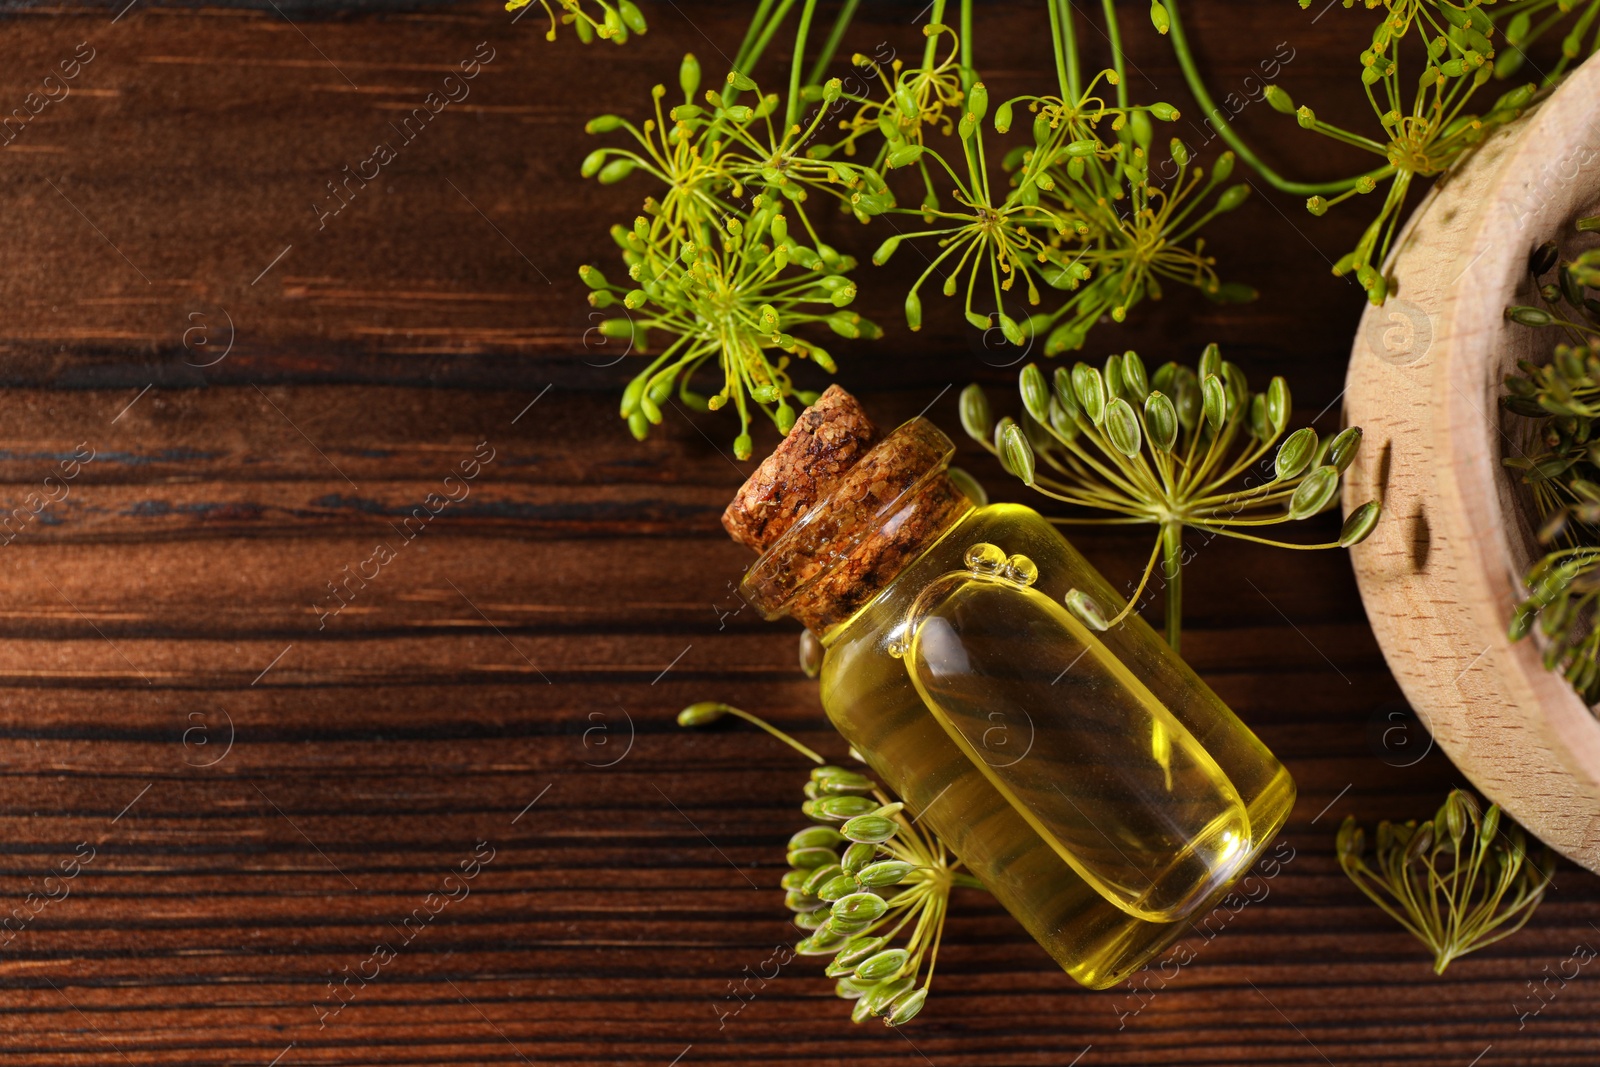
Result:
[740, 418, 974, 635]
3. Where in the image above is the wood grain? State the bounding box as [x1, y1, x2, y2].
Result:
[0, 2, 1593, 1065]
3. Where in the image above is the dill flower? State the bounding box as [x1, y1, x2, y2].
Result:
[510, 0, 645, 44]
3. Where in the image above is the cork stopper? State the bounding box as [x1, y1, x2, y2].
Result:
[721, 385, 880, 552]
[725, 388, 974, 633]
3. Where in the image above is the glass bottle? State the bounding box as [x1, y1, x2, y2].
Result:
[724, 387, 1295, 990]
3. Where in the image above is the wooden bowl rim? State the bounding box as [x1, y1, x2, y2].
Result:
[1427, 56, 1600, 795]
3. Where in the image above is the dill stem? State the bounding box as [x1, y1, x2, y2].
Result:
[1162, 0, 1383, 197]
[1162, 521, 1184, 652]
[786, 0, 820, 130]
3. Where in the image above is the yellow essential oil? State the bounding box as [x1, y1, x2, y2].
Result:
[727, 391, 1294, 989]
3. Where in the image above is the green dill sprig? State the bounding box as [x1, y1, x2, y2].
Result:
[868, 2, 1256, 355]
[1506, 215, 1600, 346]
[789, 771, 981, 1027]
[511, 0, 645, 44]
[1511, 544, 1600, 698]
[1494, 0, 1600, 84]
[1502, 219, 1600, 515]
[579, 60, 881, 458]
[678, 701, 985, 1027]
[1503, 215, 1600, 700]
[578, 0, 1251, 452]
[1336, 789, 1554, 974]
[960, 343, 1381, 650]
[1502, 340, 1600, 526]
[1159, 0, 1545, 305]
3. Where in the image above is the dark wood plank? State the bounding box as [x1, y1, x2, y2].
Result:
[0, 2, 1593, 1066]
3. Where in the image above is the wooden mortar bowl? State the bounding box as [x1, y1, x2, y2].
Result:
[1343, 54, 1600, 872]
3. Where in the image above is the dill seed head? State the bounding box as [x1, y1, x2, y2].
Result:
[1337, 789, 1554, 974]
[966, 343, 1379, 649]
[1503, 218, 1600, 700]
[771, 758, 988, 1026]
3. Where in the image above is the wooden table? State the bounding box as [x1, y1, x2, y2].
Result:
[0, 1, 1594, 1063]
